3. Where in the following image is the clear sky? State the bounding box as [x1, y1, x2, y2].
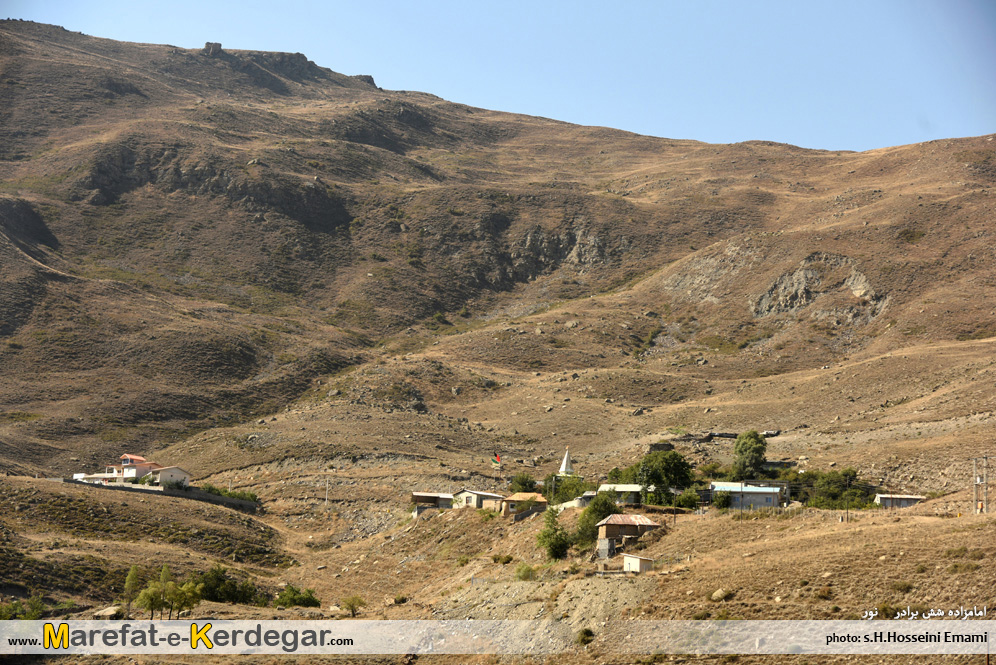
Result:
[6, 0, 995, 151]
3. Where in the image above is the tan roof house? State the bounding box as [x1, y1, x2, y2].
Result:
[500, 492, 548, 517]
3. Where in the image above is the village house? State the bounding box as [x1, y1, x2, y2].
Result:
[622, 553, 654, 574]
[874, 493, 925, 509]
[74, 454, 169, 485]
[411, 492, 453, 518]
[710, 481, 782, 509]
[596, 484, 644, 506]
[500, 492, 547, 517]
[453, 489, 504, 509]
[596, 513, 660, 558]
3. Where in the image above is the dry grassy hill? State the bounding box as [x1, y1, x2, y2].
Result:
[1, 21, 995, 663]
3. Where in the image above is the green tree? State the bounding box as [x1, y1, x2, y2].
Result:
[123, 565, 142, 619]
[731, 430, 767, 480]
[574, 492, 622, 548]
[536, 508, 571, 559]
[713, 491, 732, 509]
[166, 581, 203, 619]
[509, 473, 537, 493]
[675, 487, 700, 509]
[341, 595, 367, 617]
[636, 451, 693, 505]
[135, 582, 164, 620]
[542, 474, 594, 504]
[158, 565, 172, 620]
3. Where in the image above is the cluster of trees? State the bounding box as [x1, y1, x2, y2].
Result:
[125, 565, 203, 620]
[200, 483, 259, 503]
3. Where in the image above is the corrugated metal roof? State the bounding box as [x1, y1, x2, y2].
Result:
[455, 489, 504, 498]
[595, 514, 660, 527]
[710, 482, 781, 494]
[411, 492, 454, 500]
[622, 554, 654, 561]
[875, 494, 925, 500]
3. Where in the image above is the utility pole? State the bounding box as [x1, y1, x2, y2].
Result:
[982, 455, 989, 515]
[325, 477, 329, 506]
[973, 458, 979, 514]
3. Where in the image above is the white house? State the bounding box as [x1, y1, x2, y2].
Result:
[596, 484, 643, 506]
[453, 489, 504, 509]
[710, 482, 782, 509]
[874, 494, 925, 509]
[105, 454, 163, 480]
[149, 466, 192, 487]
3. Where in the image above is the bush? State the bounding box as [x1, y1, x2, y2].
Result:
[0, 596, 45, 620]
[815, 586, 834, 600]
[194, 565, 267, 606]
[509, 473, 537, 493]
[394, 595, 408, 605]
[492, 554, 513, 565]
[676, 488, 700, 509]
[274, 585, 320, 608]
[199, 482, 259, 503]
[514, 564, 535, 581]
[713, 491, 732, 509]
[341, 595, 367, 617]
[575, 628, 595, 645]
[892, 581, 913, 594]
[477, 509, 498, 521]
[457, 555, 470, 567]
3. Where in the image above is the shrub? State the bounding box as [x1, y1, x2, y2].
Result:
[341, 595, 367, 617]
[492, 554, 513, 565]
[675, 488, 700, 509]
[514, 564, 535, 581]
[394, 595, 408, 605]
[477, 509, 497, 521]
[274, 585, 320, 608]
[194, 565, 267, 605]
[575, 628, 595, 645]
[509, 473, 537, 493]
[537, 508, 571, 560]
[815, 586, 834, 600]
[892, 581, 913, 594]
[457, 555, 470, 567]
[713, 491, 732, 509]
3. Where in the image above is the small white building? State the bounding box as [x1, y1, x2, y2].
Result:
[874, 494, 925, 509]
[150, 466, 192, 487]
[710, 482, 782, 509]
[453, 489, 504, 509]
[622, 554, 654, 574]
[596, 484, 643, 506]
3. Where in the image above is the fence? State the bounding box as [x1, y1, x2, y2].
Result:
[54, 478, 259, 513]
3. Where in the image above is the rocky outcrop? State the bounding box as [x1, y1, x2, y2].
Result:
[751, 252, 887, 323]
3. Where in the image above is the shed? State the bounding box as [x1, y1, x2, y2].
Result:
[411, 492, 454, 518]
[874, 494, 925, 509]
[454, 489, 504, 509]
[623, 554, 654, 574]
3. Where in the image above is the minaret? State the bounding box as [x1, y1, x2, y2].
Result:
[558, 447, 575, 476]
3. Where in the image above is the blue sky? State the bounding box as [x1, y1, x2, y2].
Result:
[7, 1, 995, 151]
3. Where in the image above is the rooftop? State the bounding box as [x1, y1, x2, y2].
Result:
[711, 482, 782, 494]
[504, 492, 548, 503]
[595, 514, 660, 527]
